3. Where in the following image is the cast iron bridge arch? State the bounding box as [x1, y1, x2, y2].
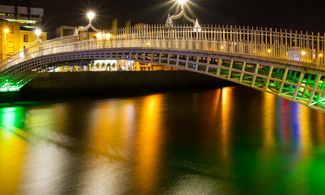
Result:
[1, 25, 325, 111]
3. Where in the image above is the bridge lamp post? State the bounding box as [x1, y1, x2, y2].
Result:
[165, 0, 201, 31]
[74, 11, 101, 37]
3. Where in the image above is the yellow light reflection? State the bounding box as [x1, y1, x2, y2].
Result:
[299, 106, 312, 152]
[87, 100, 130, 159]
[220, 87, 232, 161]
[135, 94, 164, 194]
[0, 107, 27, 194]
[262, 93, 275, 149]
[82, 100, 136, 194]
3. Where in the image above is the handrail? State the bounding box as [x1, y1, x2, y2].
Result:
[1, 24, 325, 73]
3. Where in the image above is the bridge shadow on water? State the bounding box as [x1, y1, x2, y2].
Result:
[0, 71, 235, 103]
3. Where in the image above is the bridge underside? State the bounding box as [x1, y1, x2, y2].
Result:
[1, 48, 325, 111]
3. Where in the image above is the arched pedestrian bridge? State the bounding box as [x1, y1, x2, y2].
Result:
[1, 25, 325, 111]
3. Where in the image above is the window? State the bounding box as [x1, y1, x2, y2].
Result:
[7, 41, 14, 53]
[24, 34, 29, 42]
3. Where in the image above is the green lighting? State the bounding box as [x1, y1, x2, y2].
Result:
[0, 107, 27, 140]
[0, 83, 22, 92]
[0, 78, 32, 92]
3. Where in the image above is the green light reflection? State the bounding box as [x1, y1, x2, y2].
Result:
[0, 107, 27, 140]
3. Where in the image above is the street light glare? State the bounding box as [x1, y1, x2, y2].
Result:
[4, 28, 9, 34]
[34, 28, 42, 37]
[87, 11, 95, 21]
[177, 0, 187, 5]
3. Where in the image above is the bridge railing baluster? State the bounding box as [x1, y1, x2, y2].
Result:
[2, 25, 325, 74]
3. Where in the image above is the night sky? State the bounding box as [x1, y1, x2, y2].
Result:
[1, 0, 325, 36]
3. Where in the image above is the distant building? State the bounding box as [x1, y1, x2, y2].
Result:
[0, 4, 43, 25]
[0, 3, 47, 61]
[55, 25, 75, 37]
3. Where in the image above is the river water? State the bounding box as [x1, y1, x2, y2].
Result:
[0, 86, 325, 195]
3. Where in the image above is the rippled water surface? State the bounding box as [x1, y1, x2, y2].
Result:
[1, 87, 325, 195]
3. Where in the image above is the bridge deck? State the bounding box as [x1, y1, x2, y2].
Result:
[0, 25, 325, 111]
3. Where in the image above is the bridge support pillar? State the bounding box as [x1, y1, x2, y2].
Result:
[293, 72, 305, 100]
[279, 68, 289, 94]
[239, 62, 247, 83]
[308, 74, 322, 105]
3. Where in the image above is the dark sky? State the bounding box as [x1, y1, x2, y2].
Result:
[1, 0, 325, 35]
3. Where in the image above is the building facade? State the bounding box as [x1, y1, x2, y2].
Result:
[0, 4, 47, 62]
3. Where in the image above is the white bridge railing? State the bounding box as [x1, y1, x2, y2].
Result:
[1, 25, 325, 73]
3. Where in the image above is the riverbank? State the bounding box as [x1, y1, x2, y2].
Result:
[0, 71, 232, 102]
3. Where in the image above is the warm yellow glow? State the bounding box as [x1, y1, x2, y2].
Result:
[267, 49, 272, 53]
[0, 107, 28, 194]
[96, 32, 103, 40]
[177, 0, 188, 5]
[105, 33, 112, 39]
[319, 53, 323, 57]
[299, 106, 311, 152]
[301, 50, 307, 56]
[220, 87, 232, 160]
[3, 28, 9, 34]
[1, 23, 47, 61]
[87, 11, 96, 21]
[262, 93, 275, 149]
[135, 95, 164, 194]
[96, 32, 112, 40]
[220, 46, 224, 50]
[34, 28, 42, 37]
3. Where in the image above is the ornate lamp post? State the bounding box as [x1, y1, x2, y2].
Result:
[74, 11, 102, 36]
[165, 0, 201, 31]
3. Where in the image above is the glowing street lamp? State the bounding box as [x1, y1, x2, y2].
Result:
[177, 0, 187, 6]
[87, 11, 95, 23]
[34, 28, 42, 41]
[3, 28, 9, 34]
[105, 33, 112, 40]
[301, 50, 307, 56]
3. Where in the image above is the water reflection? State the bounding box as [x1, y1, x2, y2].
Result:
[220, 87, 232, 159]
[0, 87, 324, 194]
[0, 107, 27, 194]
[134, 94, 164, 194]
[262, 93, 275, 149]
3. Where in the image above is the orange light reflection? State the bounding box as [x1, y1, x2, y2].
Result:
[134, 94, 164, 194]
[263, 93, 275, 149]
[299, 106, 312, 153]
[220, 87, 232, 162]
